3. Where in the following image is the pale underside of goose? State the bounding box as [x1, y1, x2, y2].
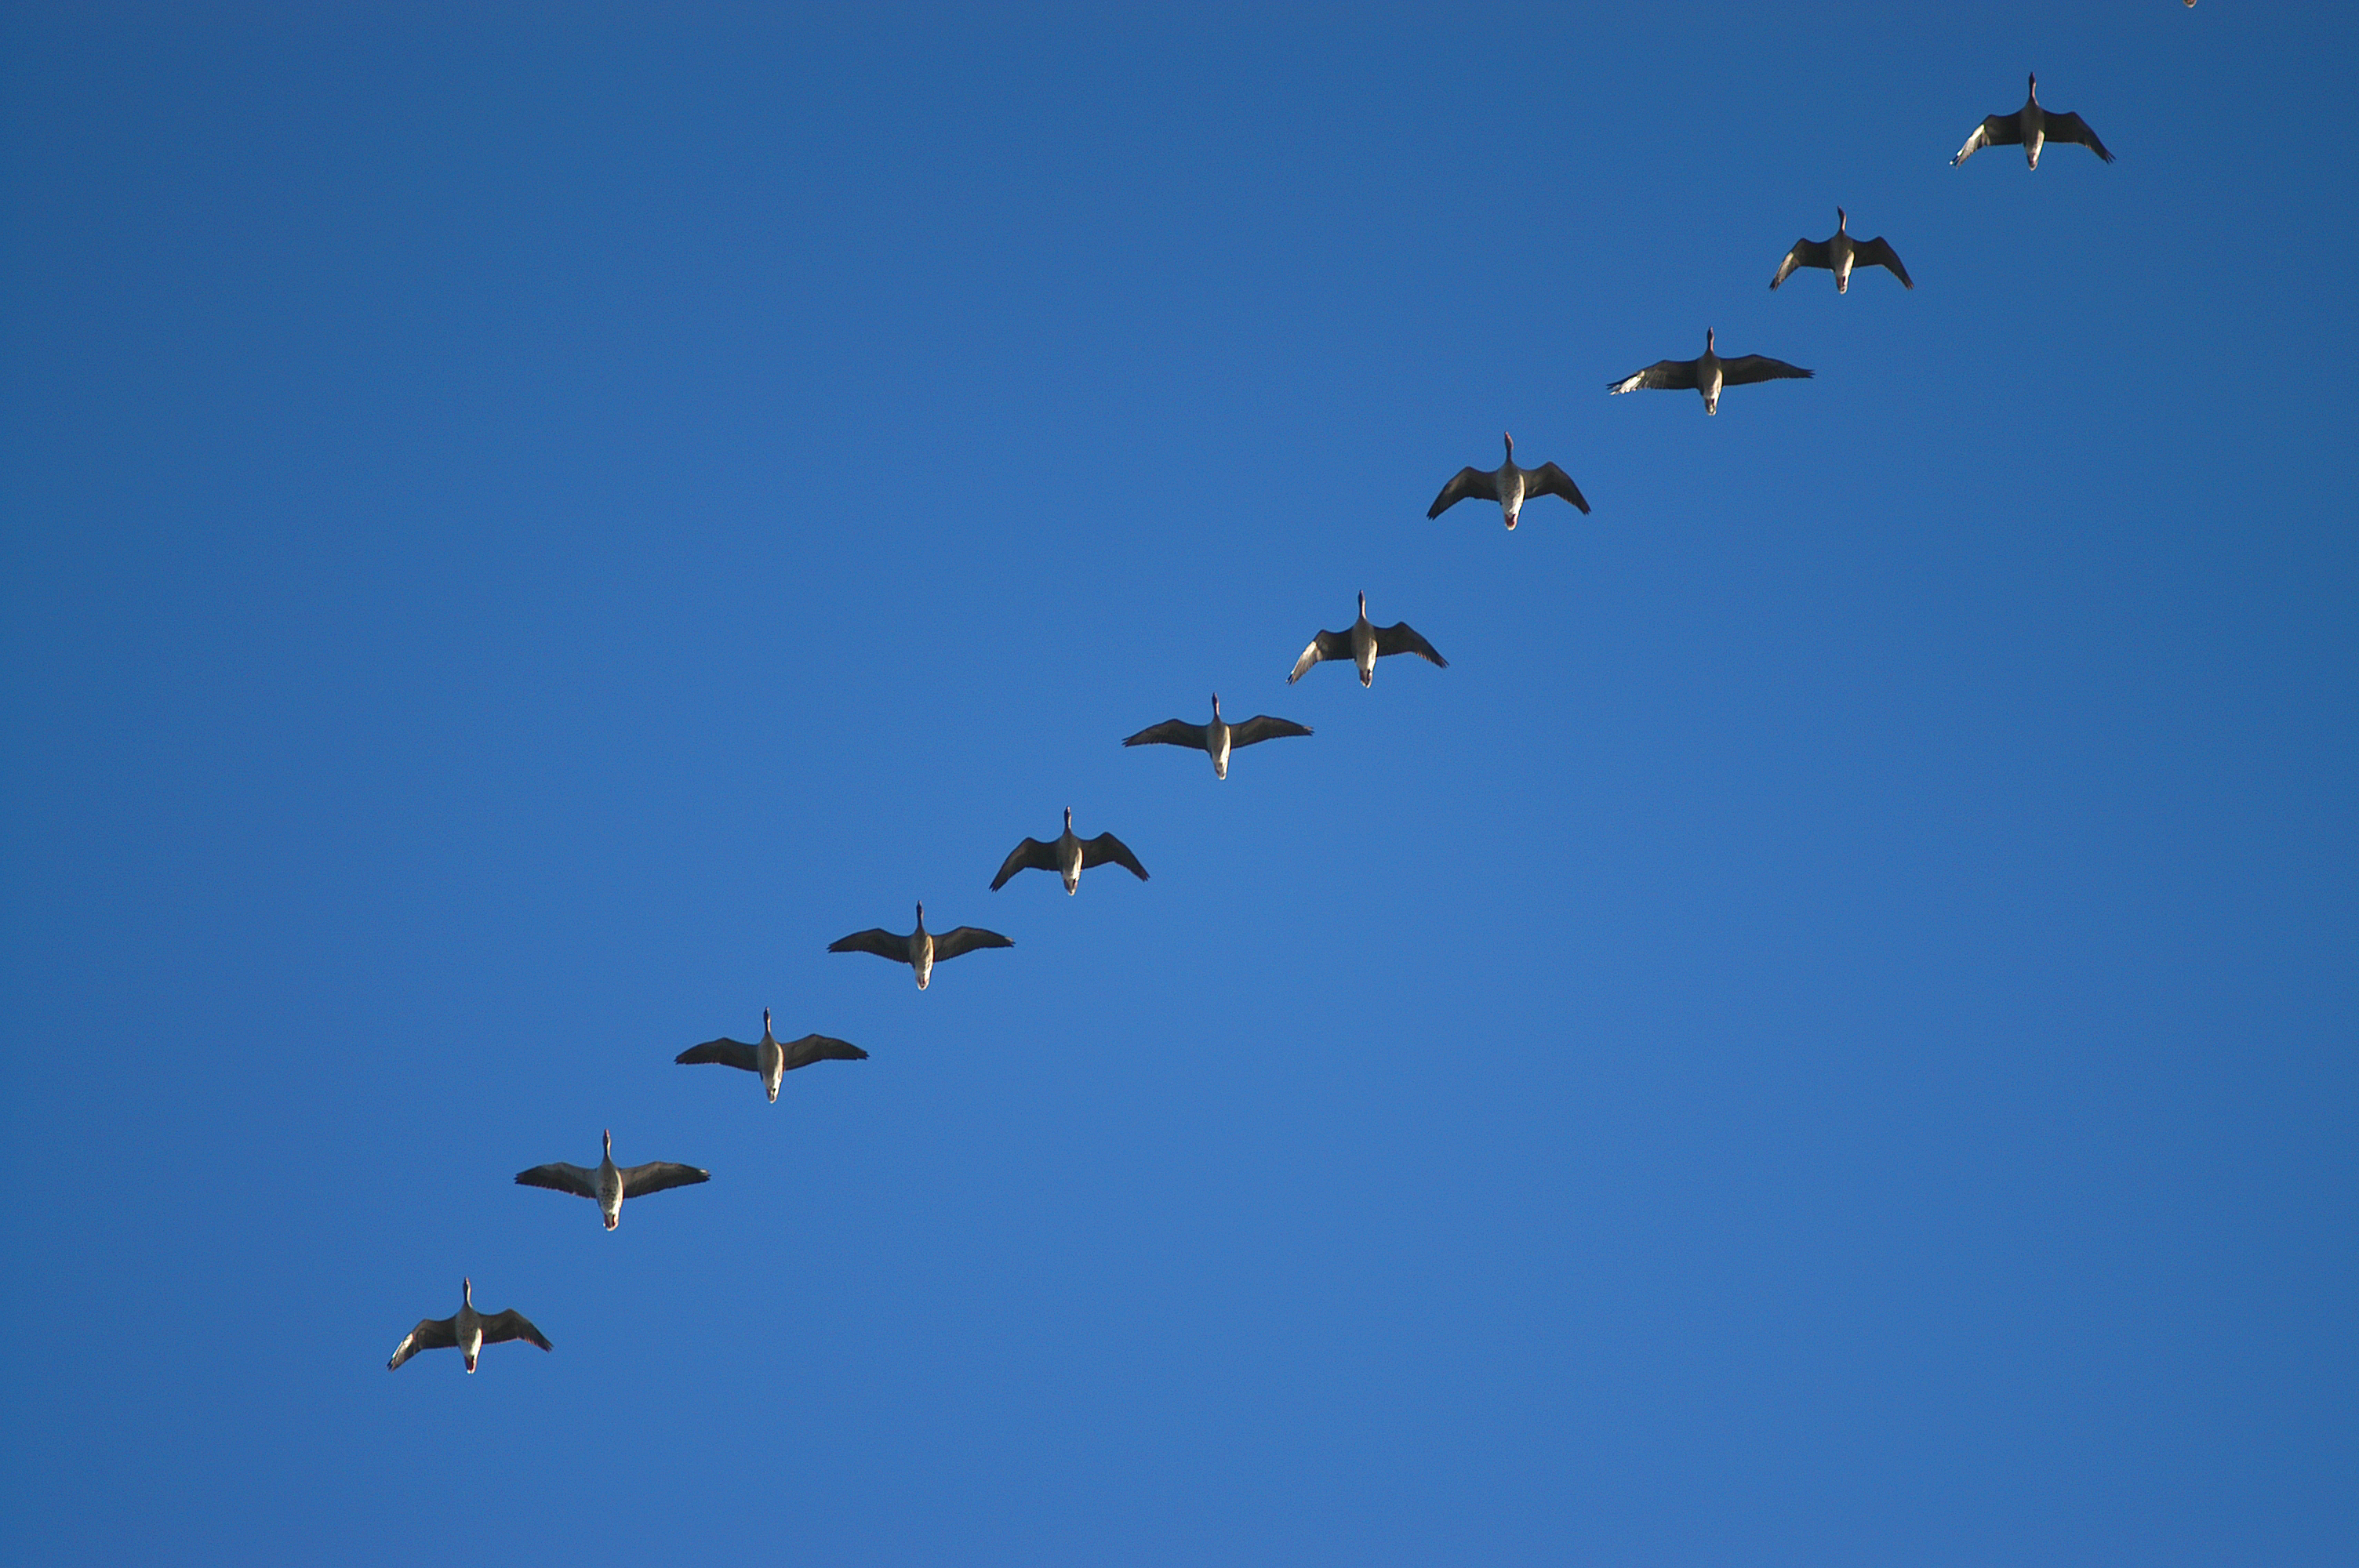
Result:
[992, 807, 1150, 894]
[676, 1007, 867, 1102]
[1427, 432, 1591, 528]
[1770, 208, 1913, 293]
[514, 1127, 710, 1230]
[829, 901, 1012, 988]
[1608, 328, 1812, 415]
[1953, 74, 2114, 169]
[1123, 694, 1312, 780]
[387, 1277, 552, 1373]
[1289, 592, 1447, 688]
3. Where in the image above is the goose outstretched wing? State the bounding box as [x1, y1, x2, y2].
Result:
[829, 927, 911, 962]
[1608, 358, 1699, 394]
[2043, 110, 2112, 162]
[387, 1315, 457, 1370]
[1769, 237, 1829, 289]
[1288, 629, 1352, 683]
[1719, 355, 1813, 387]
[990, 837, 1060, 891]
[1079, 832, 1150, 881]
[1525, 461, 1590, 514]
[618, 1161, 710, 1197]
[1229, 715, 1313, 748]
[1427, 466, 1499, 518]
[783, 1033, 869, 1069]
[1373, 622, 1447, 668]
[1954, 111, 2021, 165]
[931, 926, 1014, 962]
[1852, 235, 1912, 288]
[1123, 719, 1208, 751]
[514, 1162, 599, 1199]
[478, 1308, 553, 1352]
[676, 1036, 761, 1073]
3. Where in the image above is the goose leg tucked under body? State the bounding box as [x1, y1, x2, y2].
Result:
[387, 1278, 553, 1373]
[677, 1007, 867, 1102]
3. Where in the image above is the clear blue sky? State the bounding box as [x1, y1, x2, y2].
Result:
[3, 4, 2352, 1563]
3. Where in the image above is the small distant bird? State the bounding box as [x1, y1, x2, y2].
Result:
[1427, 432, 1590, 528]
[992, 808, 1150, 895]
[1770, 209, 1913, 293]
[676, 1008, 867, 1102]
[1289, 592, 1447, 688]
[387, 1278, 551, 1373]
[1953, 73, 2114, 169]
[514, 1128, 709, 1231]
[829, 902, 1012, 989]
[1123, 694, 1311, 780]
[1608, 328, 1812, 416]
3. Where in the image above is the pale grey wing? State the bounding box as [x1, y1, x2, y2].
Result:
[1427, 466, 1498, 518]
[1770, 237, 1827, 289]
[930, 926, 1014, 962]
[2045, 110, 2113, 162]
[1608, 358, 1697, 394]
[388, 1315, 456, 1370]
[1122, 719, 1207, 751]
[1373, 621, 1447, 668]
[828, 927, 911, 961]
[1289, 629, 1351, 683]
[675, 1037, 760, 1072]
[1525, 461, 1590, 515]
[1718, 354, 1813, 387]
[1229, 715, 1313, 748]
[783, 1033, 869, 1069]
[991, 837, 1058, 890]
[1954, 112, 2019, 164]
[514, 1162, 600, 1200]
[478, 1308, 552, 1352]
[1853, 236, 1912, 288]
[619, 1161, 710, 1197]
[1079, 832, 1150, 881]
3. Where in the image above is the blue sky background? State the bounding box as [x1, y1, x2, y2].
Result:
[3, 3, 2353, 1563]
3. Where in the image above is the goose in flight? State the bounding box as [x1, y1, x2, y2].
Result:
[829, 902, 1012, 989]
[387, 1278, 551, 1373]
[1289, 592, 1447, 688]
[514, 1128, 709, 1230]
[1123, 695, 1311, 780]
[1427, 433, 1590, 528]
[992, 808, 1149, 895]
[675, 1008, 867, 1102]
[1953, 74, 2114, 169]
[1770, 209, 1913, 293]
[1608, 329, 1812, 415]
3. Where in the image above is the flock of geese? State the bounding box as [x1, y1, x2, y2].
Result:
[387, 66, 2123, 1374]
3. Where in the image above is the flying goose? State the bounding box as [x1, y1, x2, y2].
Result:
[829, 902, 1012, 989]
[676, 1008, 867, 1102]
[1953, 74, 2114, 169]
[1123, 694, 1311, 780]
[514, 1128, 710, 1230]
[992, 808, 1149, 895]
[1427, 433, 1590, 528]
[1770, 209, 1913, 293]
[1289, 592, 1446, 687]
[387, 1278, 552, 1373]
[1608, 329, 1812, 415]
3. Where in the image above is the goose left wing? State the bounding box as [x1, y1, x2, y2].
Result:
[1427, 466, 1499, 518]
[1718, 355, 1813, 387]
[514, 1162, 600, 1199]
[1608, 358, 1698, 395]
[478, 1308, 553, 1352]
[1079, 832, 1150, 881]
[930, 926, 1014, 962]
[1122, 719, 1207, 751]
[828, 927, 911, 962]
[1288, 629, 1351, 683]
[1525, 462, 1590, 514]
[1373, 622, 1448, 668]
[783, 1033, 869, 1069]
[387, 1315, 457, 1370]
[675, 1036, 760, 1072]
[1769, 237, 1828, 289]
[1953, 112, 2021, 165]
[1229, 715, 1313, 748]
[2042, 110, 2113, 162]
[618, 1160, 711, 1197]
[1852, 236, 1912, 288]
[990, 837, 1059, 890]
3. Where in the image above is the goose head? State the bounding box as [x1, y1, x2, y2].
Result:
[914, 901, 926, 934]
[1501, 430, 1514, 466]
[1211, 692, 1223, 722]
[1063, 805, 1074, 834]
[1358, 590, 1368, 620]
[461, 1276, 472, 1308]
[2027, 72, 2038, 103]
[602, 1128, 612, 1163]
[761, 1007, 772, 1040]
[1836, 206, 1848, 234]
[1705, 327, 1716, 355]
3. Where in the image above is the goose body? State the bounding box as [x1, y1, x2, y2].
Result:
[677, 1007, 867, 1102]
[829, 901, 1012, 988]
[1770, 209, 1913, 294]
[515, 1128, 710, 1230]
[1427, 433, 1591, 528]
[1289, 593, 1448, 688]
[1123, 694, 1312, 780]
[387, 1278, 552, 1373]
[1608, 328, 1812, 415]
[1954, 73, 2113, 169]
[993, 808, 1150, 895]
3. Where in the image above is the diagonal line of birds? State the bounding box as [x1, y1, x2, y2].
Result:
[387, 65, 2127, 1374]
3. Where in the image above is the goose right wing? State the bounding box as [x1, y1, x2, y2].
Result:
[1080, 832, 1150, 881]
[1288, 629, 1351, 683]
[1122, 719, 1207, 751]
[1719, 355, 1813, 387]
[1769, 238, 1827, 289]
[1427, 466, 1499, 518]
[478, 1308, 553, 1352]
[1608, 358, 1698, 394]
[1953, 112, 2020, 165]
[990, 837, 1059, 890]
[2043, 110, 2113, 162]
[675, 1036, 760, 1073]
[1229, 715, 1313, 748]
[931, 926, 1014, 962]
[1853, 236, 1912, 288]
[783, 1033, 869, 1069]
[828, 927, 911, 962]
[1525, 462, 1590, 514]
[1373, 622, 1447, 668]
[514, 1161, 600, 1200]
[618, 1161, 711, 1197]
[387, 1315, 457, 1370]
